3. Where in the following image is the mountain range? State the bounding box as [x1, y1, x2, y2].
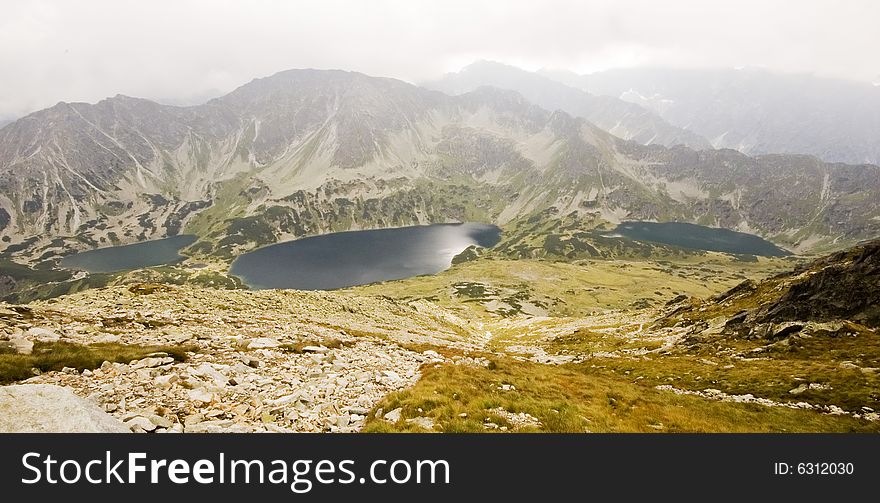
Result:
[1, 67, 879, 266]
[543, 66, 880, 166]
[423, 60, 711, 150]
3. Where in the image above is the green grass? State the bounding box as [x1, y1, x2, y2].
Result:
[350, 255, 790, 319]
[0, 341, 197, 384]
[363, 354, 879, 433]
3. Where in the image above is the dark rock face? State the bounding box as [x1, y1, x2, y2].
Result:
[759, 240, 880, 327]
[659, 239, 880, 349]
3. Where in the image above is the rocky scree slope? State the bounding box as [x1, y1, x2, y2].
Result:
[0, 283, 491, 432]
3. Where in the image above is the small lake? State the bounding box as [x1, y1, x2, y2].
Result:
[230, 223, 501, 290]
[60, 235, 197, 272]
[612, 221, 789, 256]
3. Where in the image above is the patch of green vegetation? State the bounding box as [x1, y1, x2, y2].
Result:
[363, 355, 877, 432]
[0, 341, 197, 384]
[352, 255, 789, 319]
[542, 319, 880, 414]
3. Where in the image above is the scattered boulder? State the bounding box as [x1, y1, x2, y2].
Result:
[383, 407, 402, 423]
[131, 356, 174, 369]
[238, 355, 261, 368]
[0, 337, 33, 355]
[405, 416, 435, 430]
[247, 337, 281, 349]
[26, 327, 61, 342]
[301, 345, 328, 353]
[124, 415, 157, 432]
[187, 388, 214, 404]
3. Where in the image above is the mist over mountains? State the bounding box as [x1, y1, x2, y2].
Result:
[542, 66, 880, 166]
[423, 61, 712, 150]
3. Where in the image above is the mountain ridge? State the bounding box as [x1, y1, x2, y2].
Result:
[1, 68, 878, 266]
[542, 66, 880, 165]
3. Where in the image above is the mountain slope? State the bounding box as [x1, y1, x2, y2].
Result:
[660, 237, 880, 339]
[542, 67, 880, 165]
[424, 61, 711, 150]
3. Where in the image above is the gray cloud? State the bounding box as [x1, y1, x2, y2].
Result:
[1, 0, 878, 118]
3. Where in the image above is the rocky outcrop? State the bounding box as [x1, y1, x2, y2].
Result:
[660, 238, 880, 344]
[757, 240, 880, 327]
[0, 384, 129, 432]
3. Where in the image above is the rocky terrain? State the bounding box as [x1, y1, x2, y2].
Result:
[659, 238, 880, 346]
[0, 283, 490, 432]
[0, 239, 877, 433]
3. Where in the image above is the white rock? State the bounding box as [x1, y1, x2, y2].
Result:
[0, 384, 129, 433]
[383, 407, 402, 423]
[190, 363, 228, 387]
[8, 337, 33, 355]
[124, 416, 157, 432]
[26, 327, 61, 342]
[187, 388, 215, 404]
[131, 357, 174, 369]
[405, 416, 435, 430]
[301, 345, 329, 353]
[247, 337, 281, 349]
[382, 370, 401, 381]
[153, 374, 179, 389]
[146, 414, 173, 429]
[93, 333, 121, 344]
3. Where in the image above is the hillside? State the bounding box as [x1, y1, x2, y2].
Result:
[1, 239, 877, 433]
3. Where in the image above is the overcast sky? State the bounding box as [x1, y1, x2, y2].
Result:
[1, 0, 879, 118]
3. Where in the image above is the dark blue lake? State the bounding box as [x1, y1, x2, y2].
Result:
[612, 221, 789, 256]
[230, 223, 501, 290]
[60, 235, 197, 272]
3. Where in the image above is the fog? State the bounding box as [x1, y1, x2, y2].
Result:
[1, 0, 878, 118]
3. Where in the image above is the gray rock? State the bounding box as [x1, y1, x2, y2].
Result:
[789, 383, 809, 395]
[0, 384, 129, 433]
[345, 406, 371, 415]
